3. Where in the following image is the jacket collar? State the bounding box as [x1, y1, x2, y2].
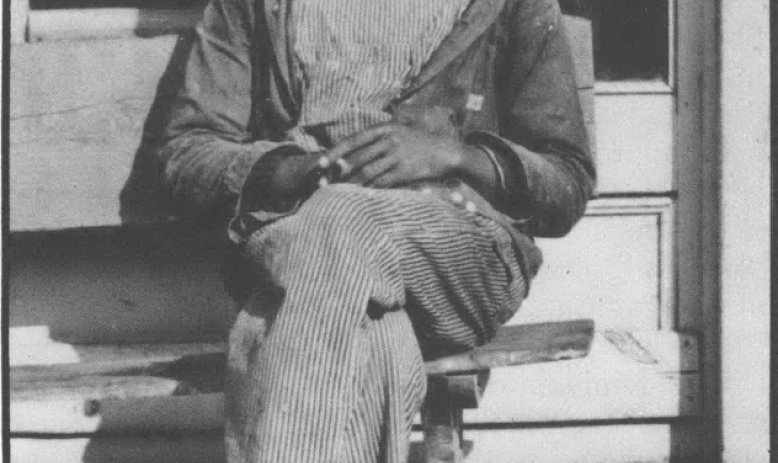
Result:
[262, 0, 507, 111]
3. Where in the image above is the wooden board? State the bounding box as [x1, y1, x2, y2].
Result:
[426, 320, 594, 374]
[11, 321, 592, 382]
[9, 331, 698, 434]
[28, 8, 204, 42]
[10, 36, 181, 230]
[10, 36, 178, 118]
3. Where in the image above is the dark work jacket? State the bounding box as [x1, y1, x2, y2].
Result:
[155, 0, 596, 284]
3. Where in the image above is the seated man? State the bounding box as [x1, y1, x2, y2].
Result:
[154, 0, 595, 460]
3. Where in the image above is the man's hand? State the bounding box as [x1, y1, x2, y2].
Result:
[323, 123, 479, 188]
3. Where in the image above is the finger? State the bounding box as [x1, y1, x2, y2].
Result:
[324, 124, 397, 163]
[370, 161, 429, 188]
[341, 136, 395, 176]
[350, 155, 399, 186]
[369, 167, 408, 188]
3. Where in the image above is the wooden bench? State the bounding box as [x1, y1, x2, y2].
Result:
[9, 7, 702, 463]
[11, 321, 594, 463]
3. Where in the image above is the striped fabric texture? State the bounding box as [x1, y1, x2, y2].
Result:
[225, 1, 530, 461]
[225, 184, 527, 462]
[290, 0, 470, 151]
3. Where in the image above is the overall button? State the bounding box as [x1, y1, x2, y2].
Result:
[450, 192, 464, 204]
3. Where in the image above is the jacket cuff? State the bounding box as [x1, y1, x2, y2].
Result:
[224, 140, 301, 196]
[465, 130, 532, 219]
[228, 144, 310, 244]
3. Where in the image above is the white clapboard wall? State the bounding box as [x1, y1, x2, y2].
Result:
[9, 3, 699, 462]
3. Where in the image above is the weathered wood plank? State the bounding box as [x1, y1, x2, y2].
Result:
[10, 330, 225, 367]
[28, 8, 203, 42]
[11, 353, 226, 390]
[425, 320, 594, 374]
[11, 321, 590, 383]
[11, 0, 30, 44]
[12, 376, 190, 402]
[9, 331, 698, 434]
[11, 37, 178, 118]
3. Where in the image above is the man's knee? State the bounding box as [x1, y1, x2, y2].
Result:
[297, 184, 390, 230]
[246, 185, 394, 262]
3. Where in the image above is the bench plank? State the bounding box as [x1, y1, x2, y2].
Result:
[425, 319, 593, 374]
[10, 331, 698, 434]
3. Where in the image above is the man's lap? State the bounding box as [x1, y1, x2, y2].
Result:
[234, 183, 527, 356]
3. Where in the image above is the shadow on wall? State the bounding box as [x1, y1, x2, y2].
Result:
[119, 28, 196, 224]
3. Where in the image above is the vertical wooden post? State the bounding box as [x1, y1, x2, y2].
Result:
[11, 0, 30, 43]
[422, 377, 464, 463]
[718, 0, 770, 461]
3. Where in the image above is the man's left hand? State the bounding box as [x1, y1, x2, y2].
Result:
[335, 123, 478, 188]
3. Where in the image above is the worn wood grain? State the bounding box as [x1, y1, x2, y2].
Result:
[11, 0, 30, 44]
[11, 335, 225, 368]
[12, 321, 590, 389]
[29, 8, 203, 42]
[425, 320, 594, 375]
[11, 36, 177, 118]
[9, 331, 698, 434]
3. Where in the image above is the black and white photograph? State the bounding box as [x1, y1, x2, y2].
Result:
[4, 0, 770, 461]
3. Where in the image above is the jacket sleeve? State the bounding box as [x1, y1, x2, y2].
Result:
[156, 0, 294, 221]
[468, 0, 596, 237]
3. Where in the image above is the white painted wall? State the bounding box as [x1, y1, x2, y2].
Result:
[719, 0, 770, 461]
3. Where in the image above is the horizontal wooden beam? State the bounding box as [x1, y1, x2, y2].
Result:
[10, 330, 699, 434]
[28, 8, 203, 42]
[425, 320, 593, 375]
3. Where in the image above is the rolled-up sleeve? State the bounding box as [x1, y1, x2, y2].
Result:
[470, 0, 596, 238]
[157, 0, 290, 220]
